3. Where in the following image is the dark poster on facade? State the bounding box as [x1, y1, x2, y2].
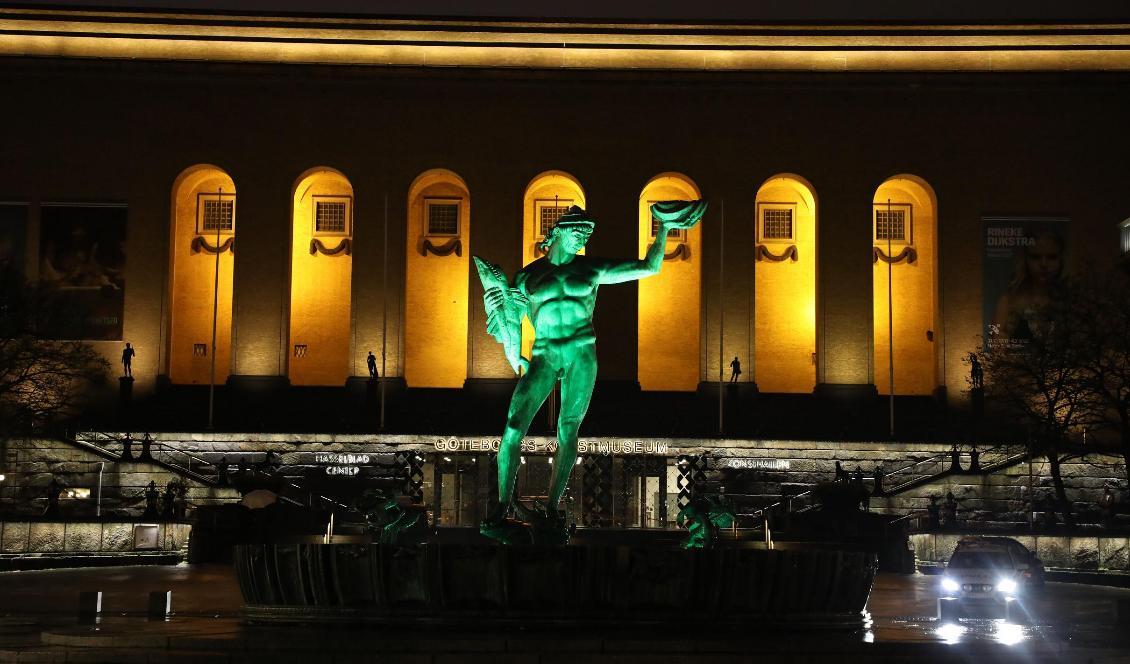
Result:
[0, 203, 27, 285]
[982, 216, 1069, 351]
[39, 204, 127, 340]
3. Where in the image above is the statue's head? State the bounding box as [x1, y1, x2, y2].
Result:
[540, 205, 594, 253]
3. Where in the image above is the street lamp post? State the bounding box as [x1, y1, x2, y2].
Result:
[207, 187, 223, 430]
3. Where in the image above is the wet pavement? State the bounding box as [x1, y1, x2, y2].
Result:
[1, 564, 1129, 661]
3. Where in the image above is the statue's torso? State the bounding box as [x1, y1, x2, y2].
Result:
[519, 256, 599, 342]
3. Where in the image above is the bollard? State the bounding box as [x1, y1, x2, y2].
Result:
[78, 591, 102, 624]
[147, 591, 172, 620]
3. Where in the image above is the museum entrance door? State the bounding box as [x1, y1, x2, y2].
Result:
[433, 455, 484, 526]
[619, 457, 669, 528]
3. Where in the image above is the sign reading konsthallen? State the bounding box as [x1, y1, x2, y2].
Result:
[434, 437, 671, 455]
[718, 458, 790, 471]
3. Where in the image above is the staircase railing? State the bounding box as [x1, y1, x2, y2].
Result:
[70, 432, 368, 515]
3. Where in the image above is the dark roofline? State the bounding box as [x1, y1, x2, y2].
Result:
[5, 0, 1130, 25]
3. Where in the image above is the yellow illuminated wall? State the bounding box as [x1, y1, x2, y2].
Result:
[520, 171, 586, 361]
[754, 175, 817, 393]
[637, 173, 702, 391]
[872, 175, 937, 396]
[288, 167, 354, 386]
[404, 169, 471, 387]
[167, 165, 235, 385]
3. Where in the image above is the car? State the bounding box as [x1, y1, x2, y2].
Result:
[954, 536, 1046, 588]
[937, 539, 1032, 620]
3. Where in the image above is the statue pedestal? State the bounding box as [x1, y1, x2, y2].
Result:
[235, 540, 876, 629]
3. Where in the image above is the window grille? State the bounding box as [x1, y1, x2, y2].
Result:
[427, 203, 460, 236]
[761, 208, 793, 240]
[1121, 220, 1130, 254]
[201, 199, 234, 232]
[315, 201, 347, 234]
[540, 206, 569, 237]
[875, 209, 906, 242]
[193, 343, 207, 358]
[649, 213, 686, 242]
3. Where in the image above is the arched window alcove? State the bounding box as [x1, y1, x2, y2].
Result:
[753, 174, 818, 393]
[167, 164, 236, 385]
[405, 169, 471, 388]
[637, 172, 702, 391]
[872, 174, 939, 396]
[288, 167, 354, 386]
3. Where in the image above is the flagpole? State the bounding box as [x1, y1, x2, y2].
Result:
[887, 198, 895, 438]
[207, 187, 222, 430]
[718, 199, 724, 435]
[380, 193, 388, 431]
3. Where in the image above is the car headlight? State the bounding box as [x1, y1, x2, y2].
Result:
[941, 577, 960, 593]
[996, 578, 1017, 594]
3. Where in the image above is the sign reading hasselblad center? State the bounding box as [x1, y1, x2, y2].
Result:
[434, 437, 671, 455]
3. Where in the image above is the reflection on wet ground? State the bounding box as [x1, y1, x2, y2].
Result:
[1, 565, 1128, 660]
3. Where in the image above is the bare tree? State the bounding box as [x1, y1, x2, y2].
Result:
[0, 278, 109, 435]
[974, 282, 1100, 527]
[1069, 268, 1130, 484]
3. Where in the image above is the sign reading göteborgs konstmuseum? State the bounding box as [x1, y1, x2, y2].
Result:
[434, 437, 671, 456]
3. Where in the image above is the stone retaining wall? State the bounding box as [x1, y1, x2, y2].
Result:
[910, 532, 1130, 571]
[0, 437, 241, 519]
[2, 433, 1125, 528]
[0, 520, 190, 554]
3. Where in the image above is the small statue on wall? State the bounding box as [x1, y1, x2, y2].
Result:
[142, 480, 160, 519]
[121, 342, 135, 378]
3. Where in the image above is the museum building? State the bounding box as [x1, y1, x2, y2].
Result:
[2, 5, 1130, 531]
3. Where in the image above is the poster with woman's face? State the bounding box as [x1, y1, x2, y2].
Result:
[982, 216, 1069, 351]
[38, 204, 127, 340]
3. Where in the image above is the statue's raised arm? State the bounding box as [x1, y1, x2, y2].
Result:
[594, 200, 707, 285]
[473, 256, 529, 374]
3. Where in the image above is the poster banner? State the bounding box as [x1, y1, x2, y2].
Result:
[982, 216, 1069, 351]
[0, 203, 27, 285]
[39, 204, 127, 340]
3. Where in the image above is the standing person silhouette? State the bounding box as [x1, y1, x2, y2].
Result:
[729, 357, 741, 383]
[121, 342, 135, 377]
[475, 201, 707, 537]
[366, 351, 378, 379]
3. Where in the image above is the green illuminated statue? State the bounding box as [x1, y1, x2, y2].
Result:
[474, 200, 707, 543]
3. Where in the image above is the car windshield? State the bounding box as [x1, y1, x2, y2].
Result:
[948, 552, 1013, 569]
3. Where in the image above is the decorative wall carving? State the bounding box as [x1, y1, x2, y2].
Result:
[420, 237, 462, 257]
[309, 238, 352, 256]
[755, 244, 798, 262]
[664, 244, 690, 261]
[191, 236, 234, 254]
[872, 246, 917, 264]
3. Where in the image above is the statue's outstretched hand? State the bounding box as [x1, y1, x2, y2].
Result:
[651, 199, 708, 230]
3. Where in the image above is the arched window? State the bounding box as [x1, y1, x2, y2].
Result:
[405, 169, 471, 387]
[288, 167, 354, 386]
[520, 171, 586, 360]
[753, 175, 818, 393]
[637, 173, 702, 391]
[167, 164, 236, 385]
[872, 175, 938, 396]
